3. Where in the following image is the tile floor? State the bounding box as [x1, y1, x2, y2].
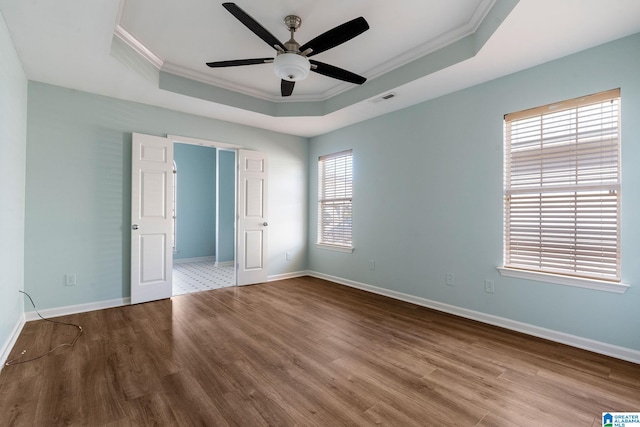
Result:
[172, 259, 235, 296]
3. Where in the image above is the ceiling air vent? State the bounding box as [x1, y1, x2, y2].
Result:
[369, 92, 396, 103]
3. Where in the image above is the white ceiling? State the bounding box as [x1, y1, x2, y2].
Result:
[1, 0, 640, 137]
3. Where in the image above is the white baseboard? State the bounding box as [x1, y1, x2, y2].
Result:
[215, 260, 234, 267]
[307, 271, 640, 365]
[0, 314, 26, 370]
[173, 256, 216, 264]
[268, 270, 309, 282]
[24, 297, 131, 322]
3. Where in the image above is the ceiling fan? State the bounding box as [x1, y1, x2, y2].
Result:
[206, 3, 369, 97]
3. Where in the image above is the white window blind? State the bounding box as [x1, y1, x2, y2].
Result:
[318, 150, 353, 248]
[504, 89, 621, 282]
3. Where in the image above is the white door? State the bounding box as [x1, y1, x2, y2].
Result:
[237, 149, 268, 286]
[131, 133, 173, 304]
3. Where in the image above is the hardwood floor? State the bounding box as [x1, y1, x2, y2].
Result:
[1, 276, 639, 426]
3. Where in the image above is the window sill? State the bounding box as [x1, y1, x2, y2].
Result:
[497, 267, 629, 294]
[316, 243, 354, 253]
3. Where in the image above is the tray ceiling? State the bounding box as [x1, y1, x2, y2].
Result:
[1, 0, 640, 137]
[117, 0, 494, 100]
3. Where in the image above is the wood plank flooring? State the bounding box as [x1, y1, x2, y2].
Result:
[1, 276, 639, 426]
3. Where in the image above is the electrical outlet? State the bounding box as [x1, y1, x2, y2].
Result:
[286, 252, 292, 261]
[484, 279, 494, 293]
[65, 274, 76, 286]
[368, 260, 375, 270]
[446, 273, 454, 286]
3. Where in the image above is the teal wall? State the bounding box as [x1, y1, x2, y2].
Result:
[174, 144, 216, 260]
[24, 82, 309, 310]
[217, 150, 235, 263]
[0, 11, 27, 358]
[308, 33, 640, 351]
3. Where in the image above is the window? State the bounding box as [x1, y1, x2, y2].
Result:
[503, 89, 621, 283]
[318, 150, 353, 251]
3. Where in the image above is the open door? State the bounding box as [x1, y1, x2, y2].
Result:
[237, 149, 268, 286]
[131, 133, 173, 304]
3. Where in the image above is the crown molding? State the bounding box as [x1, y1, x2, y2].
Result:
[114, 25, 163, 70]
[364, 0, 495, 80]
[161, 61, 277, 101]
[114, 0, 496, 103]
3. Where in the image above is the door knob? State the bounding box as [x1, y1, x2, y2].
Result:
[132, 224, 139, 230]
[262, 222, 268, 226]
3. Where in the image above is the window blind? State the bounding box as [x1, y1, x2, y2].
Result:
[504, 89, 621, 281]
[318, 150, 353, 247]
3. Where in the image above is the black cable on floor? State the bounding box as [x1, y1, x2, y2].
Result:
[4, 290, 83, 366]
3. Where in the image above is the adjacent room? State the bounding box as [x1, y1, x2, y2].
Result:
[172, 143, 236, 295]
[1, 0, 639, 425]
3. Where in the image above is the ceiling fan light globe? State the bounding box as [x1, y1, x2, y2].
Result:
[274, 53, 310, 82]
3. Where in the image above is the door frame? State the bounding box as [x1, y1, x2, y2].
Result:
[167, 135, 242, 286]
[167, 135, 242, 270]
[167, 134, 255, 286]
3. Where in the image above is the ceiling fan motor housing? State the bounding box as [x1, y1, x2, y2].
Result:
[284, 15, 302, 31]
[274, 53, 310, 81]
[274, 15, 310, 81]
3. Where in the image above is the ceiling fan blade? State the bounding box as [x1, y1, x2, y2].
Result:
[281, 80, 295, 97]
[309, 60, 366, 85]
[206, 58, 273, 68]
[299, 17, 369, 57]
[222, 3, 286, 51]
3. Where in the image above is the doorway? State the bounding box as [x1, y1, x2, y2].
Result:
[131, 133, 269, 305]
[171, 143, 236, 296]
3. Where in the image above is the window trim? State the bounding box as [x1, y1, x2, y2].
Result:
[502, 88, 623, 288]
[315, 243, 354, 253]
[317, 149, 354, 251]
[497, 267, 629, 294]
